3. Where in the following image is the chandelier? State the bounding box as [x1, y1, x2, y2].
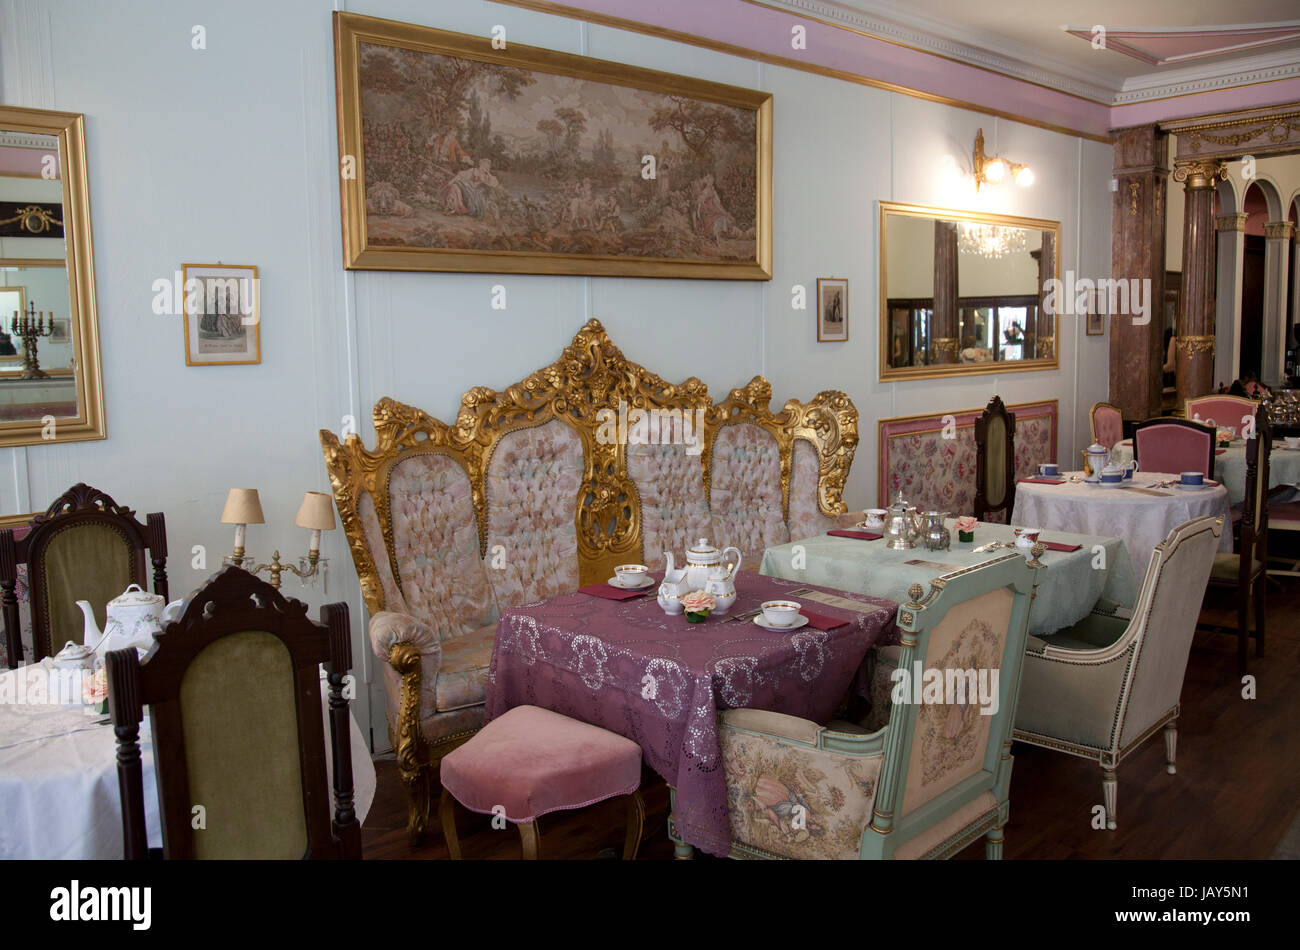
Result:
[957, 222, 1028, 260]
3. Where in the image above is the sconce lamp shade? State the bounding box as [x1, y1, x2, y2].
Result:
[295, 490, 336, 531]
[221, 488, 265, 525]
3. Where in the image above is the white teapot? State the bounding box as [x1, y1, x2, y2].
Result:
[1081, 442, 1109, 482]
[678, 538, 742, 593]
[78, 584, 184, 658]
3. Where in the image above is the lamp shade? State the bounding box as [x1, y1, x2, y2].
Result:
[295, 491, 336, 531]
[220, 488, 265, 525]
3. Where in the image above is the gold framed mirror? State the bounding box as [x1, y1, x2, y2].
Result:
[879, 201, 1060, 382]
[0, 105, 104, 446]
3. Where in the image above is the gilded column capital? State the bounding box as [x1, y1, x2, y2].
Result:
[1264, 221, 1295, 240]
[1215, 212, 1247, 232]
[1037, 336, 1054, 360]
[1171, 159, 1228, 189]
[1175, 334, 1216, 357]
[931, 337, 959, 357]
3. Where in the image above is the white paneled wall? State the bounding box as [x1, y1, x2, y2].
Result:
[0, 0, 1114, 747]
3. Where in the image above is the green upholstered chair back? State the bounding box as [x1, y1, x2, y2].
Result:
[974, 396, 1016, 522]
[866, 552, 1038, 855]
[0, 483, 168, 668]
[107, 566, 361, 860]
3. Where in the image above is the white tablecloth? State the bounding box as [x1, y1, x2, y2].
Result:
[1111, 439, 1300, 507]
[0, 662, 374, 859]
[1013, 472, 1231, 591]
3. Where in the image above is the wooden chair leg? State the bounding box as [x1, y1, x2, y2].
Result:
[1237, 590, 1249, 677]
[1101, 767, 1118, 830]
[518, 819, 541, 860]
[623, 790, 645, 860]
[1164, 720, 1177, 775]
[439, 787, 462, 860]
[985, 826, 1004, 860]
[1254, 573, 1266, 657]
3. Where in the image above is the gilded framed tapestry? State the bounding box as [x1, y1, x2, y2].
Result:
[333, 13, 772, 279]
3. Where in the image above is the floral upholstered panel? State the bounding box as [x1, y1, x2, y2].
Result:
[708, 423, 790, 564]
[721, 725, 882, 860]
[388, 452, 497, 640]
[358, 492, 405, 614]
[788, 438, 850, 541]
[862, 645, 902, 733]
[878, 400, 1057, 515]
[900, 588, 1013, 817]
[627, 440, 713, 571]
[483, 419, 583, 607]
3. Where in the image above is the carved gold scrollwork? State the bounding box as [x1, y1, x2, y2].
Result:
[321, 319, 858, 607]
[1128, 181, 1140, 215]
[1175, 334, 1216, 358]
[1037, 335, 1055, 360]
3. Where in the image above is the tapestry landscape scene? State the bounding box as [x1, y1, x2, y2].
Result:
[357, 42, 759, 264]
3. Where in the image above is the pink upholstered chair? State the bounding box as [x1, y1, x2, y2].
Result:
[1089, 402, 1123, 449]
[1132, 418, 1215, 477]
[439, 705, 645, 860]
[1185, 395, 1257, 435]
[1267, 496, 1300, 579]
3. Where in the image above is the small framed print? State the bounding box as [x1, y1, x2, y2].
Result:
[817, 277, 848, 342]
[183, 264, 260, 366]
[50, 317, 70, 344]
[1085, 310, 1105, 336]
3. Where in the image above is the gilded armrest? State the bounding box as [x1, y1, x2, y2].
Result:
[369, 611, 440, 780]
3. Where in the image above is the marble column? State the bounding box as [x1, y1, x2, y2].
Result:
[932, 219, 959, 363]
[1214, 212, 1247, 389]
[1172, 159, 1227, 408]
[1035, 230, 1056, 360]
[1109, 126, 1168, 421]
[1262, 221, 1294, 385]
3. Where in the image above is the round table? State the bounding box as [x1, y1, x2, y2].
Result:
[1111, 439, 1300, 507]
[0, 662, 375, 859]
[1013, 471, 1231, 590]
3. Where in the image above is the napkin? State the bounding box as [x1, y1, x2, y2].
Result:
[800, 609, 849, 631]
[1215, 449, 1227, 455]
[1018, 478, 1064, 485]
[578, 584, 647, 601]
[828, 529, 882, 541]
[1038, 541, 1082, 552]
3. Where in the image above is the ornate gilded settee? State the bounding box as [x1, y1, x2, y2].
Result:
[319, 320, 859, 838]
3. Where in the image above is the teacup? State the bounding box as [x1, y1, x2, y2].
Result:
[1123, 459, 1139, 479]
[1013, 527, 1040, 548]
[1180, 471, 1205, 487]
[864, 508, 887, 528]
[615, 564, 649, 586]
[1287, 436, 1300, 449]
[760, 600, 801, 628]
[1037, 462, 1060, 477]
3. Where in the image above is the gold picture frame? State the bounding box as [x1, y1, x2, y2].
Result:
[878, 200, 1061, 382]
[182, 263, 261, 366]
[333, 12, 773, 279]
[0, 105, 105, 448]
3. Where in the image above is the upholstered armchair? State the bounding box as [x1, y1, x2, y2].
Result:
[1185, 394, 1257, 431]
[1133, 418, 1215, 477]
[1013, 516, 1222, 829]
[711, 552, 1039, 859]
[1089, 402, 1123, 449]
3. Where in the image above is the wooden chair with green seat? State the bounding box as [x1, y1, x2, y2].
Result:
[1201, 406, 1270, 675]
[0, 483, 168, 669]
[975, 395, 1016, 523]
[107, 565, 361, 859]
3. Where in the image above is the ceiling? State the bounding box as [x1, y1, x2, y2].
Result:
[750, 0, 1300, 104]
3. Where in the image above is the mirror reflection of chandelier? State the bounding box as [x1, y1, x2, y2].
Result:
[957, 222, 1027, 259]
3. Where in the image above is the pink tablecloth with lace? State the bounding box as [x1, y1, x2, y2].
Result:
[485, 571, 898, 858]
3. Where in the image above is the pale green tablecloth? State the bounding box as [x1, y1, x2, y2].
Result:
[1112, 439, 1300, 506]
[761, 519, 1136, 638]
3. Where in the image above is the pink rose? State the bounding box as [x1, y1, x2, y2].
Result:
[955, 516, 978, 533]
[681, 591, 716, 613]
[82, 667, 107, 705]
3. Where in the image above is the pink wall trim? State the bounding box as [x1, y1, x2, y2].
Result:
[516, 0, 1299, 140]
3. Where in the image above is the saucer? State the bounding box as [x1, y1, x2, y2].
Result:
[1033, 474, 1066, 482]
[607, 574, 655, 589]
[1097, 479, 1124, 489]
[753, 614, 810, 632]
[1175, 482, 1208, 491]
[855, 521, 886, 531]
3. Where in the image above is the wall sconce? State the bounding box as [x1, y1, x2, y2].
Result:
[220, 488, 335, 590]
[973, 128, 1034, 191]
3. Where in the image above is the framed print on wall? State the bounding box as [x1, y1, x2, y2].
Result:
[817, 277, 848, 342]
[1085, 309, 1105, 336]
[182, 263, 260, 366]
[333, 12, 773, 279]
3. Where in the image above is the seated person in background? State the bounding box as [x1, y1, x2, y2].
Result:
[1229, 372, 1271, 399]
[1162, 328, 1176, 388]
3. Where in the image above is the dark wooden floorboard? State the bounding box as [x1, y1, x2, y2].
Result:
[361, 576, 1300, 861]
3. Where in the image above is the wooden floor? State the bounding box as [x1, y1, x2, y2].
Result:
[361, 570, 1300, 861]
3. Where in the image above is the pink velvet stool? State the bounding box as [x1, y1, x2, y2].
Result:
[438, 704, 645, 860]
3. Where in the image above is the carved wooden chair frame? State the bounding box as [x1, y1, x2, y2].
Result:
[974, 395, 1016, 523]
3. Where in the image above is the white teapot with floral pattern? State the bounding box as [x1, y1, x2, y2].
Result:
[676, 538, 742, 593]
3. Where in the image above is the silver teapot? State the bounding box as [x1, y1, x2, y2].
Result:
[883, 491, 924, 550]
[922, 511, 950, 551]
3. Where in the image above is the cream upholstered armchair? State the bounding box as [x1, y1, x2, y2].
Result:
[707, 552, 1039, 859]
[1013, 515, 1222, 830]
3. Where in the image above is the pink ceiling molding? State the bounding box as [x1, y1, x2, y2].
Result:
[1064, 26, 1300, 67]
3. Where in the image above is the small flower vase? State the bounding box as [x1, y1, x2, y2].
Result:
[685, 609, 710, 624]
[959, 530, 975, 543]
